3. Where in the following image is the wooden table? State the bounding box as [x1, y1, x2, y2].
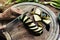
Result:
[0, 1, 60, 40]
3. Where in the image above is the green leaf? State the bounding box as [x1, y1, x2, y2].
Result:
[50, 2, 60, 9]
[52, 0, 60, 4]
[42, 0, 60, 9]
[5, 0, 12, 4]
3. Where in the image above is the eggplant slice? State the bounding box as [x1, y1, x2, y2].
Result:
[33, 15, 41, 21]
[19, 7, 51, 35]
[20, 13, 43, 35]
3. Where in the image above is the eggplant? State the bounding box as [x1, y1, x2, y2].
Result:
[20, 13, 43, 35]
[23, 15, 29, 22]
[33, 15, 41, 21]
[35, 8, 42, 15]
[34, 27, 42, 33]
[30, 26, 38, 29]
[43, 19, 51, 24]
[28, 23, 36, 27]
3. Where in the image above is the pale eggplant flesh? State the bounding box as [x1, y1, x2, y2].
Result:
[33, 15, 41, 21]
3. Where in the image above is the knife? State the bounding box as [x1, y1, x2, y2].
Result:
[3, 7, 34, 32]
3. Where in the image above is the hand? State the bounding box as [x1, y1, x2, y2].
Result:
[0, 7, 23, 20]
[0, 7, 23, 29]
[0, 25, 6, 30]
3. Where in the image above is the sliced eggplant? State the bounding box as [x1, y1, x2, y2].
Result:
[20, 14, 24, 19]
[20, 13, 43, 35]
[20, 14, 26, 20]
[45, 24, 50, 31]
[35, 8, 42, 15]
[30, 8, 35, 15]
[34, 27, 42, 32]
[23, 16, 29, 22]
[45, 16, 50, 20]
[30, 26, 38, 29]
[38, 22, 43, 27]
[29, 23, 36, 27]
[33, 15, 41, 21]
[38, 30, 43, 33]
[25, 19, 32, 23]
[31, 11, 35, 15]
[43, 19, 51, 24]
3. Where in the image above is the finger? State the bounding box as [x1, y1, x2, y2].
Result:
[0, 25, 6, 29]
[10, 15, 17, 18]
[0, 13, 3, 19]
[0, 24, 6, 30]
[2, 8, 12, 18]
[0, 8, 17, 20]
[0, 7, 23, 20]
[10, 7, 23, 15]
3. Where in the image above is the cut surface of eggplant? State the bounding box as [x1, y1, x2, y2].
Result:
[38, 30, 43, 33]
[38, 22, 43, 27]
[20, 14, 24, 19]
[33, 15, 41, 21]
[43, 19, 51, 24]
[25, 19, 32, 23]
[29, 23, 36, 27]
[30, 26, 38, 29]
[35, 8, 42, 15]
[23, 16, 29, 22]
[34, 27, 42, 32]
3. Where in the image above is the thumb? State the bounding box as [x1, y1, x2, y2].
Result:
[10, 7, 23, 15]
